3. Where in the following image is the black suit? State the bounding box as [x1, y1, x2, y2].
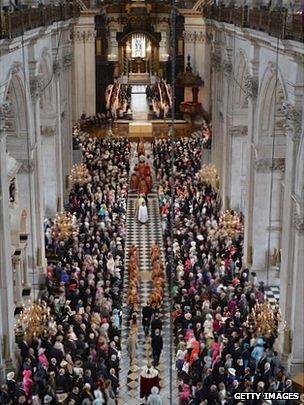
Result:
[151, 335, 163, 366]
[151, 318, 162, 336]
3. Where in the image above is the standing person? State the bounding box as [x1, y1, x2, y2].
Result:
[138, 200, 148, 224]
[142, 301, 154, 337]
[147, 386, 162, 405]
[151, 312, 162, 336]
[151, 329, 163, 367]
[127, 329, 138, 366]
[135, 194, 145, 218]
[140, 363, 160, 402]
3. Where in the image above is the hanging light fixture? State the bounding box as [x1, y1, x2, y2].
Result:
[246, 301, 281, 337]
[51, 211, 78, 241]
[198, 163, 220, 191]
[14, 300, 51, 341]
[69, 163, 91, 186]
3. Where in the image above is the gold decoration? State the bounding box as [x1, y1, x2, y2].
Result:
[215, 210, 243, 239]
[246, 301, 281, 337]
[51, 211, 78, 241]
[198, 164, 220, 191]
[14, 301, 51, 341]
[69, 163, 91, 186]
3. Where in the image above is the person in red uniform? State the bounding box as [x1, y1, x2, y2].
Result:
[140, 363, 160, 401]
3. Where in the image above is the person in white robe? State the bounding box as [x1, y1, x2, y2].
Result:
[138, 200, 148, 224]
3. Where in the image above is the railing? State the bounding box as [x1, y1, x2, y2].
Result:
[0, 2, 80, 40]
[203, 5, 304, 42]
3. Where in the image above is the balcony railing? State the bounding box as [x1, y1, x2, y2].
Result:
[0, 2, 80, 40]
[203, 5, 304, 42]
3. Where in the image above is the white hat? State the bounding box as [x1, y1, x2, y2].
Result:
[43, 395, 53, 404]
[6, 372, 15, 381]
[228, 368, 236, 376]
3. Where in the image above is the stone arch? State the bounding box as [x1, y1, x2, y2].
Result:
[4, 68, 28, 141]
[233, 50, 249, 109]
[38, 50, 54, 113]
[258, 63, 287, 141]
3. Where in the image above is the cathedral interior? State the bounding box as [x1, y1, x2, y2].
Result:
[0, 0, 303, 403]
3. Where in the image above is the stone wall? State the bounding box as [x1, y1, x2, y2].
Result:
[205, 18, 304, 373]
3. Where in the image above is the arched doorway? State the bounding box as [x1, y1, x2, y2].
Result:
[119, 31, 160, 83]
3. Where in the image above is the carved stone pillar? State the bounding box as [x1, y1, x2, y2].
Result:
[243, 72, 258, 268]
[22, 250, 30, 291]
[41, 125, 58, 217]
[221, 55, 233, 210]
[12, 257, 23, 308]
[30, 75, 46, 279]
[250, 157, 285, 278]
[288, 214, 304, 374]
[279, 102, 303, 372]
[229, 126, 248, 211]
[72, 12, 97, 119]
[0, 104, 16, 372]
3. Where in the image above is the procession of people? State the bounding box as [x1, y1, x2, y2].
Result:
[1, 122, 296, 405]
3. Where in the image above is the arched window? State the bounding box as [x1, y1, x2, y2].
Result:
[131, 33, 146, 58]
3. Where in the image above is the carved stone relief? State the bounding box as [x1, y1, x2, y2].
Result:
[30, 74, 45, 102]
[282, 102, 302, 142]
[244, 75, 258, 100]
[255, 158, 285, 172]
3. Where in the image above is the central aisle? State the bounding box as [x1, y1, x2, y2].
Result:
[118, 143, 176, 404]
[131, 85, 149, 121]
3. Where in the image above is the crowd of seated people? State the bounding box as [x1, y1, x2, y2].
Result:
[79, 113, 109, 130]
[146, 79, 172, 119]
[0, 124, 131, 405]
[105, 83, 132, 119]
[153, 137, 293, 405]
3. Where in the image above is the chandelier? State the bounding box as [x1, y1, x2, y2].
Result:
[216, 210, 243, 239]
[69, 163, 91, 186]
[198, 164, 220, 191]
[245, 301, 281, 337]
[51, 211, 78, 241]
[14, 301, 51, 340]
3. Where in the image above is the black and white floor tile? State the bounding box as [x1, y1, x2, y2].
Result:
[265, 286, 280, 307]
[118, 143, 177, 405]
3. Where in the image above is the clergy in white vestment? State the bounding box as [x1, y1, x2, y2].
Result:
[138, 200, 148, 223]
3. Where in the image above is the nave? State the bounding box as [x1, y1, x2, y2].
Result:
[118, 142, 175, 404]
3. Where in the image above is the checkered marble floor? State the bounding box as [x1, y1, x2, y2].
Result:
[118, 144, 177, 404]
[265, 286, 280, 306]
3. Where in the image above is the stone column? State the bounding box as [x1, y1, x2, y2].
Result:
[30, 75, 46, 278]
[243, 74, 258, 267]
[12, 257, 23, 308]
[229, 126, 248, 211]
[41, 126, 58, 217]
[22, 250, 30, 291]
[62, 52, 73, 199]
[0, 104, 16, 375]
[279, 103, 303, 372]
[288, 214, 304, 373]
[221, 57, 233, 209]
[210, 49, 223, 174]
[183, 21, 210, 110]
[72, 12, 96, 119]
[53, 68, 64, 212]
[250, 158, 285, 278]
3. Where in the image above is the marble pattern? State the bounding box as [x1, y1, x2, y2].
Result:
[118, 143, 177, 404]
